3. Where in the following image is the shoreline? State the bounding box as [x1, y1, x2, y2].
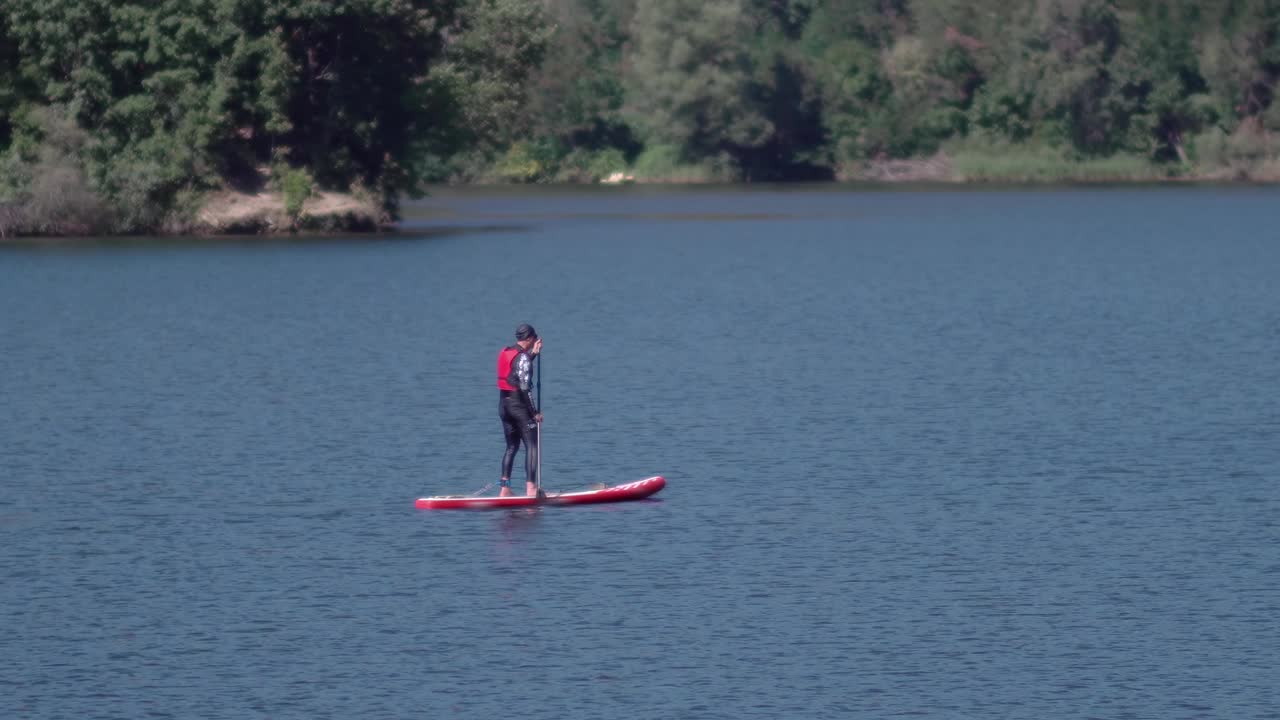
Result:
[0, 189, 392, 242]
[4, 171, 1280, 242]
[193, 190, 390, 235]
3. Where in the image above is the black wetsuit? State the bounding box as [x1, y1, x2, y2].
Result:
[499, 347, 539, 485]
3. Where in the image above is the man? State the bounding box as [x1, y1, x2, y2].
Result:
[497, 323, 543, 497]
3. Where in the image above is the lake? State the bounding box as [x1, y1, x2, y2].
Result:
[2, 185, 1278, 719]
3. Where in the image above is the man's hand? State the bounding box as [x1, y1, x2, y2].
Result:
[535, 413, 543, 424]
[531, 338, 543, 355]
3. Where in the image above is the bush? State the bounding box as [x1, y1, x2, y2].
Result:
[26, 155, 110, 234]
[947, 140, 1162, 182]
[630, 143, 721, 182]
[631, 144, 682, 178]
[281, 168, 313, 219]
[493, 142, 544, 182]
[97, 153, 174, 233]
[587, 148, 627, 179]
[0, 160, 112, 236]
[0, 107, 113, 236]
[1188, 127, 1276, 177]
[552, 147, 630, 182]
[159, 188, 207, 235]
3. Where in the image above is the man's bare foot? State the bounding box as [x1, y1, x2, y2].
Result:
[525, 482, 539, 497]
[499, 484, 513, 497]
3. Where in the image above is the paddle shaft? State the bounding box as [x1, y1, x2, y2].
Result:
[535, 353, 542, 491]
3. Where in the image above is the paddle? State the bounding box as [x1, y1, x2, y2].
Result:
[535, 352, 542, 494]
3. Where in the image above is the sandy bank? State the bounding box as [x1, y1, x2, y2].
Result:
[195, 190, 390, 234]
[1, 189, 391, 240]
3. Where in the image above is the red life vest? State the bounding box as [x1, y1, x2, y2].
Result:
[496, 345, 521, 390]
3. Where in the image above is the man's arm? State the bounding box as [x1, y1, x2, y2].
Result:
[515, 353, 539, 415]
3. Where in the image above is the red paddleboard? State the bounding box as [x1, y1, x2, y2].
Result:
[415, 476, 665, 510]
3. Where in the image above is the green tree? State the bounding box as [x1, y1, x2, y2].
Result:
[261, 0, 465, 206]
[797, 1, 896, 163]
[526, 0, 639, 157]
[626, 0, 771, 166]
[457, 0, 552, 145]
[1110, 1, 1215, 162]
[625, 0, 830, 179]
[3, 0, 551, 229]
[419, 0, 553, 179]
[1199, 0, 1280, 128]
[954, 0, 1128, 154]
[6, 0, 234, 228]
[0, 12, 24, 156]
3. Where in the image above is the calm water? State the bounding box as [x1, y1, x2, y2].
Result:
[2, 186, 1278, 719]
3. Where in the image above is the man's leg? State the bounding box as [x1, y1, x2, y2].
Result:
[521, 418, 540, 496]
[500, 409, 520, 497]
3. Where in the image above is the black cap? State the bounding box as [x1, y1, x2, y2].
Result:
[515, 323, 537, 341]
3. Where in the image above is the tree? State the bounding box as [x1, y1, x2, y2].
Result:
[1199, 0, 1280, 129]
[626, 0, 770, 163]
[1111, 0, 1215, 162]
[6, 0, 236, 229]
[625, 0, 830, 179]
[427, 0, 552, 152]
[260, 0, 467, 206]
[526, 0, 639, 156]
[2, 0, 551, 229]
[0, 11, 24, 155]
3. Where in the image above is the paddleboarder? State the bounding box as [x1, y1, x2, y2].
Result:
[497, 323, 542, 497]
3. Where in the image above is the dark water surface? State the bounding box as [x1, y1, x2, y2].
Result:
[3, 186, 1278, 719]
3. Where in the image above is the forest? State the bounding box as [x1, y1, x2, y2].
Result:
[3, 0, 1280, 234]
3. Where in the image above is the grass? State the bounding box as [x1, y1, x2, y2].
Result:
[630, 144, 727, 183]
[948, 143, 1169, 182]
